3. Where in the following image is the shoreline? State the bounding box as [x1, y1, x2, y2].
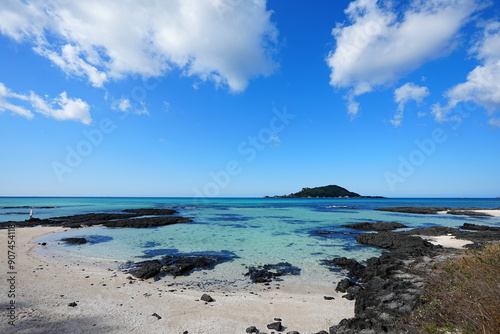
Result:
[0, 226, 354, 334]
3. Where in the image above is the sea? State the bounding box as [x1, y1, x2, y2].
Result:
[2, 197, 500, 291]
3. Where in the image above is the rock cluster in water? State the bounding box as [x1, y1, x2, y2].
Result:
[1, 208, 192, 229]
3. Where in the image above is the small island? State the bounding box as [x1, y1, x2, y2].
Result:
[265, 184, 384, 198]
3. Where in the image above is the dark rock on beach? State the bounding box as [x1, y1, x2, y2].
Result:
[61, 237, 87, 244]
[200, 294, 214, 302]
[246, 326, 259, 333]
[128, 260, 163, 279]
[343, 221, 407, 231]
[267, 321, 282, 331]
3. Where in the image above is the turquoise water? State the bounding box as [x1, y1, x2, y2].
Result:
[2, 197, 500, 289]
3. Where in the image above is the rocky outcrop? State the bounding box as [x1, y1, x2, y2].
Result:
[321, 257, 366, 279]
[375, 206, 499, 215]
[355, 231, 436, 250]
[461, 223, 500, 231]
[1, 208, 193, 229]
[329, 224, 500, 333]
[343, 221, 407, 231]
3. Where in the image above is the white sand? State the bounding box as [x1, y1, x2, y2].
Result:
[470, 209, 500, 217]
[422, 235, 473, 249]
[0, 226, 354, 334]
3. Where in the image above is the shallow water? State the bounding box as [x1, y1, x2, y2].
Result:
[2, 197, 500, 290]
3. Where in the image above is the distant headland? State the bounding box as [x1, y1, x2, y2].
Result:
[264, 185, 385, 198]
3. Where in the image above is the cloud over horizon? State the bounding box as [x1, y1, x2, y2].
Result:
[0, 0, 279, 92]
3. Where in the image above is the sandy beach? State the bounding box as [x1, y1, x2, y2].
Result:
[1, 226, 354, 334]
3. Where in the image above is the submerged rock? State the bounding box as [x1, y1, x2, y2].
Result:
[127, 252, 237, 280]
[61, 237, 87, 244]
[245, 262, 301, 283]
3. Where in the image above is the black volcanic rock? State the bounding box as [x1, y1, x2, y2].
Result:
[103, 216, 192, 228]
[161, 255, 222, 276]
[322, 257, 366, 279]
[123, 208, 177, 216]
[375, 206, 447, 214]
[355, 231, 435, 250]
[245, 262, 301, 283]
[343, 221, 407, 231]
[128, 260, 163, 279]
[461, 223, 500, 231]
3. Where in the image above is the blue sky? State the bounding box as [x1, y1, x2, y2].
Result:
[0, 0, 499, 197]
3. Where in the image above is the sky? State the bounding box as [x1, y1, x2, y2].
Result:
[0, 0, 499, 198]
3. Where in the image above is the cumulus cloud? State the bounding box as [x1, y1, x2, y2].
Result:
[391, 83, 430, 126]
[0, 82, 91, 124]
[432, 22, 500, 125]
[326, 0, 483, 117]
[0, 0, 278, 92]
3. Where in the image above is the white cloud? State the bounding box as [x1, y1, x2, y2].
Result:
[112, 98, 131, 112]
[391, 83, 429, 126]
[0, 0, 278, 92]
[432, 22, 500, 123]
[0, 82, 91, 124]
[326, 0, 483, 117]
[0, 83, 34, 119]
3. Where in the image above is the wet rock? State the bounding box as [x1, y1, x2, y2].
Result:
[62, 237, 87, 244]
[245, 262, 301, 283]
[325, 257, 366, 279]
[162, 255, 222, 276]
[343, 221, 407, 231]
[128, 260, 162, 279]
